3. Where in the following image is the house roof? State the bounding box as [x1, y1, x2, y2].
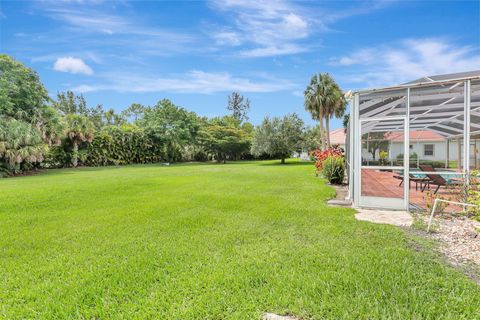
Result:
[385, 130, 445, 142]
[330, 128, 346, 145]
[403, 70, 480, 85]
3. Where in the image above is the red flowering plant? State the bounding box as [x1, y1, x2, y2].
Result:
[311, 145, 344, 171]
[311, 145, 346, 184]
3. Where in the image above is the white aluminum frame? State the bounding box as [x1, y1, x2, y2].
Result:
[350, 77, 474, 212]
[464, 80, 471, 184]
[358, 115, 408, 210]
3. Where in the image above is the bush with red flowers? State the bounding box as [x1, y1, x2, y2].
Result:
[311, 145, 345, 184]
[311, 145, 344, 171]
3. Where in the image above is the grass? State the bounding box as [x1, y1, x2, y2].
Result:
[1, 160, 479, 319]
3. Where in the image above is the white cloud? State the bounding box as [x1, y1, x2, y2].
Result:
[39, 7, 196, 57]
[46, 8, 132, 35]
[212, 30, 243, 46]
[331, 38, 480, 87]
[209, 0, 311, 57]
[240, 44, 308, 58]
[292, 90, 303, 97]
[332, 48, 376, 66]
[73, 84, 96, 93]
[46, 7, 193, 40]
[72, 70, 294, 94]
[53, 57, 93, 75]
[208, 0, 394, 58]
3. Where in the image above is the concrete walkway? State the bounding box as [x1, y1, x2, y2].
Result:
[355, 209, 413, 227]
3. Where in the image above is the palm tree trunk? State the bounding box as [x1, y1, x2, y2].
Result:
[318, 109, 325, 150]
[325, 115, 331, 148]
[72, 141, 78, 167]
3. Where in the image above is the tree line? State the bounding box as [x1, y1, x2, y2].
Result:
[0, 54, 345, 176]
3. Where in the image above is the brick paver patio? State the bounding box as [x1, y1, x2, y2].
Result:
[361, 169, 463, 210]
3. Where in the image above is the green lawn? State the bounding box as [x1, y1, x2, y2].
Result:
[1, 161, 479, 319]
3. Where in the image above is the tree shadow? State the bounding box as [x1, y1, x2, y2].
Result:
[258, 160, 314, 166]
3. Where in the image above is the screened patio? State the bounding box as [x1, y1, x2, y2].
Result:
[347, 71, 480, 211]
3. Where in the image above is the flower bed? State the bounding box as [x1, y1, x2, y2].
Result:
[311, 146, 345, 184]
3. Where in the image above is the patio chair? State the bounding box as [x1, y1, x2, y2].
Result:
[393, 171, 430, 191]
[419, 165, 463, 194]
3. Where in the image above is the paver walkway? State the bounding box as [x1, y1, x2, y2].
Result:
[355, 208, 413, 227]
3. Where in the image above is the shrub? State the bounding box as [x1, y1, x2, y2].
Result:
[43, 145, 68, 168]
[0, 118, 48, 176]
[396, 152, 418, 160]
[322, 156, 345, 184]
[379, 150, 388, 165]
[311, 146, 343, 171]
[467, 170, 480, 218]
[85, 125, 163, 166]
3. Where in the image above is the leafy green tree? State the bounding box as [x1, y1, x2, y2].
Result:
[227, 92, 250, 123]
[53, 91, 88, 116]
[64, 114, 95, 167]
[88, 104, 106, 129]
[0, 55, 62, 174]
[122, 103, 146, 122]
[0, 54, 50, 123]
[140, 99, 200, 162]
[302, 125, 321, 152]
[104, 108, 125, 126]
[199, 116, 251, 163]
[53, 91, 125, 128]
[362, 132, 389, 160]
[251, 113, 304, 164]
[304, 73, 345, 149]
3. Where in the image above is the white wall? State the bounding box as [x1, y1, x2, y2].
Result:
[388, 140, 480, 166]
[390, 141, 452, 161]
[359, 139, 480, 166]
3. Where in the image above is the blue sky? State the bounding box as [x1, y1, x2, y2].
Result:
[1, 0, 479, 128]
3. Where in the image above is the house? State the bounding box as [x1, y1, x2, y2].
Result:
[329, 128, 347, 150]
[387, 130, 449, 161]
[293, 129, 347, 160]
[361, 130, 480, 167]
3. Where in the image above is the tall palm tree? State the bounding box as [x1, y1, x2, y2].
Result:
[324, 79, 347, 147]
[304, 74, 326, 150]
[304, 73, 346, 149]
[33, 106, 65, 146]
[65, 114, 94, 167]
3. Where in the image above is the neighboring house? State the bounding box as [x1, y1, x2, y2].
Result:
[388, 130, 479, 166]
[330, 128, 480, 167]
[293, 128, 347, 160]
[387, 130, 455, 161]
[329, 128, 347, 150]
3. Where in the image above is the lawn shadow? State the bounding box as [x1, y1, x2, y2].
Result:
[258, 160, 314, 166]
